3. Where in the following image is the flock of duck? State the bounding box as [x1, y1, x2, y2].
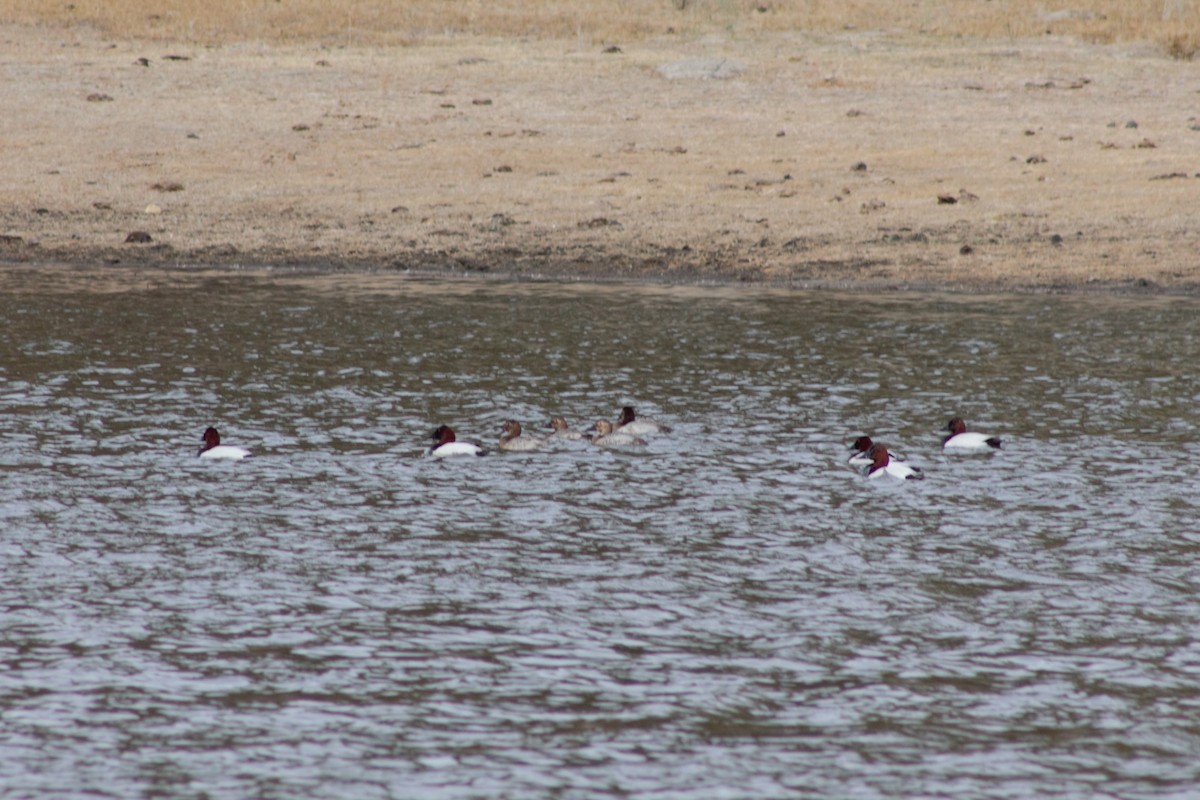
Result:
[423, 406, 673, 457]
[198, 410, 1002, 480]
[848, 417, 1003, 480]
[195, 406, 669, 460]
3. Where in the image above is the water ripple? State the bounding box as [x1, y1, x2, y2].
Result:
[2, 271, 1200, 798]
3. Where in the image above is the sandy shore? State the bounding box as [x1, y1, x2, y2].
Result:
[2, 23, 1198, 292]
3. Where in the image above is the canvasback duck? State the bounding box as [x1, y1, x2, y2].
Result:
[547, 416, 587, 441]
[428, 425, 486, 458]
[591, 419, 647, 448]
[942, 417, 1002, 450]
[615, 406, 671, 435]
[848, 435, 875, 466]
[865, 444, 924, 481]
[198, 426, 251, 460]
[848, 436, 906, 466]
[498, 419, 547, 452]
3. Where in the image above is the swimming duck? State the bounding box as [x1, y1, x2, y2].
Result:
[615, 406, 671, 435]
[498, 419, 548, 452]
[428, 425, 486, 457]
[198, 426, 252, 460]
[864, 443, 924, 480]
[591, 419, 647, 448]
[942, 417, 1002, 450]
[547, 416, 587, 441]
[848, 435, 905, 466]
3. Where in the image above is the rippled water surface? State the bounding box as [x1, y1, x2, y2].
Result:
[2, 266, 1200, 799]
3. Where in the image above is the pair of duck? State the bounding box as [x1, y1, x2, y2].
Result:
[429, 406, 671, 458]
[849, 417, 1002, 480]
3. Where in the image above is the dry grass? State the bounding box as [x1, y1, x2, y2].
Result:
[2, 0, 1199, 53]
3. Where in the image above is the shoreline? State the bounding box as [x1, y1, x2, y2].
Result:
[2, 24, 1199, 295]
[0, 257, 1186, 299]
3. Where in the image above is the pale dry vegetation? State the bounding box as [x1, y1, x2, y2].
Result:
[3, 2, 1199, 289]
[1, 0, 1198, 55]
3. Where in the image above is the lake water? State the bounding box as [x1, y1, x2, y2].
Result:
[2, 266, 1199, 799]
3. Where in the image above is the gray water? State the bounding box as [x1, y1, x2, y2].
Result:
[2, 266, 1199, 799]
